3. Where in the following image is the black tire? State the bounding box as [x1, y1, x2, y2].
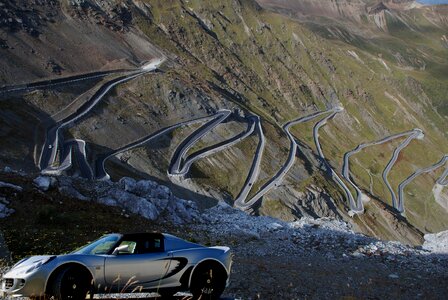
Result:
[190, 263, 226, 300]
[158, 288, 178, 299]
[50, 266, 91, 300]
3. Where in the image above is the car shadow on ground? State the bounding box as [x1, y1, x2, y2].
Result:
[93, 292, 237, 299]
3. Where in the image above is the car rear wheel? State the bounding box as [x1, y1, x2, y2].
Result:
[158, 288, 178, 299]
[50, 266, 91, 300]
[190, 263, 226, 300]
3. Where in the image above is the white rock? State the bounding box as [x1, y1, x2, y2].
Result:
[103, 188, 160, 221]
[152, 185, 172, 199]
[267, 222, 284, 231]
[33, 176, 51, 191]
[423, 230, 448, 254]
[135, 179, 158, 196]
[119, 178, 160, 198]
[119, 177, 137, 192]
[128, 197, 159, 221]
[151, 198, 170, 211]
[97, 197, 118, 206]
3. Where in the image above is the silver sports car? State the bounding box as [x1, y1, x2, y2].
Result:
[1, 232, 232, 299]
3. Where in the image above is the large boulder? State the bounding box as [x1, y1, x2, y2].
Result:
[115, 177, 199, 223]
[98, 188, 160, 221]
[119, 177, 160, 197]
[33, 176, 52, 191]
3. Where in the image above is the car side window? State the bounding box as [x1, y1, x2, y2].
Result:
[91, 241, 117, 255]
[116, 241, 137, 255]
[136, 238, 163, 254]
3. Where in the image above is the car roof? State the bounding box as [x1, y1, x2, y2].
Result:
[119, 232, 164, 239]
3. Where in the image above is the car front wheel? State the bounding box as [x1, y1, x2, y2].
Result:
[190, 263, 226, 300]
[50, 266, 91, 300]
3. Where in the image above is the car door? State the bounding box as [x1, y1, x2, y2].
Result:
[104, 236, 172, 290]
[104, 252, 172, 290]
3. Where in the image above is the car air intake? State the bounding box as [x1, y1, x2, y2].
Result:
[4, 278, 14, 289]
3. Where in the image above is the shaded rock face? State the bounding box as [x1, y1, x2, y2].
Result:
[369, 2, 390, 14]
[256, 0, 417, 32]
[0, 0, 59, 37]
[256, 0, 369, 21]
[256, 0, 416, 17]
[262, 184, 342, 221]
[68, 0, 133, 32]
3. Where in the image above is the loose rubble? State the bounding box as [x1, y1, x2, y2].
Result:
[423, 230, 448, 254]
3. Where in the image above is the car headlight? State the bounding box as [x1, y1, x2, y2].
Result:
[25, 256, 56, 274]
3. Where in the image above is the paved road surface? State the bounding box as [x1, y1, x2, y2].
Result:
[176, 116, 257, 176]
[312, 107, 361, 214]
[168, 110, 232, 176]
[95, 111, 227, 180]
[39, 58, 165, 173]
[342, 129, 423, 213]
[233, 116, 265, 210]
[397, 154, 447, 213]
[235, 110, 331, 210]
[382, 128, 424, 210]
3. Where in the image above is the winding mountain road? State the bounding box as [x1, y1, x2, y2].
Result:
[42, 139, 93, 179]
[311, 106, 362, 213]
[175, 116, 257, 176]
[342, 129, 425, 213]
[382, 128, 424, 210]
[39, 59, 165, 172]
[437, 165, 448, 186]
[233, 116, 265, 210]
[234, 109, 333, 210]
[20, 56, 437, 220]
[168, 110, 232, 176]
[398, 155, 448, 213]
[0, 69, 127, 96]
[95, 111, 228, 180]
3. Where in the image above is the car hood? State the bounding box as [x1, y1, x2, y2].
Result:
[4, 255, 56, 277]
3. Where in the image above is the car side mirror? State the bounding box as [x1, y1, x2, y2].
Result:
[112, 244, 129, 255]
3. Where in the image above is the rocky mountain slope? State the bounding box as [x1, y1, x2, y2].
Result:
[1, 171, 448, 299]
[0, 0, 447, 245]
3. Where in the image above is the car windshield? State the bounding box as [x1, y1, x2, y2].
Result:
[72, 234, 121, 255]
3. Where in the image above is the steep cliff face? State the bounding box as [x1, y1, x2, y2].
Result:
[256, 0, 369, 21]
[0, 0, 447, 245]
[256, 0, 418, 17]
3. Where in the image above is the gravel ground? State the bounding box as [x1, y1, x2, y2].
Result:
[194, 203, 448, 299]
